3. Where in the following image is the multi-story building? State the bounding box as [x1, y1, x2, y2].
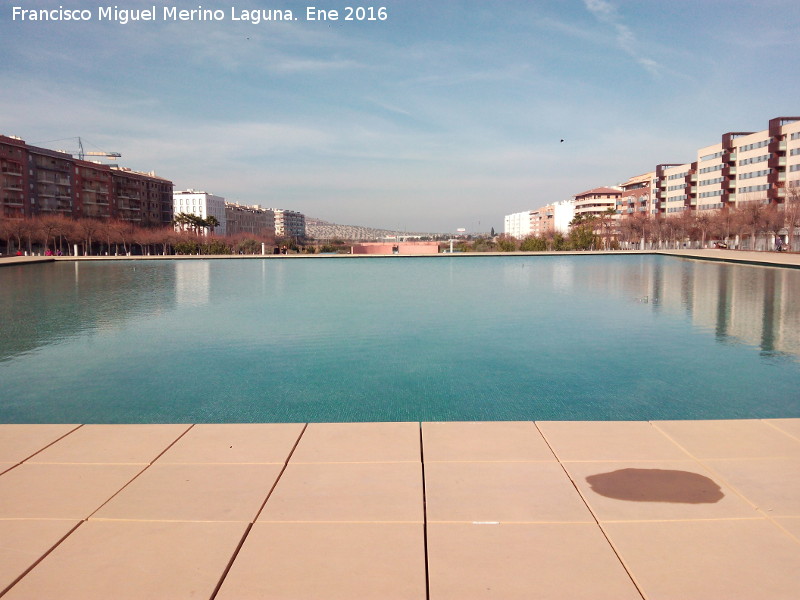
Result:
[650, 116, 800, 217]
[0, 134, 173, 225]
[173, 190, 227, 236]
[530, 204, 555, 237]
[618, 172, 656, 217]
[573, 187, 621, 219]
[271, 208, 306, 239]
[503, 210, 533, 238]
[0, 136, 28, 218]
[552, 199, 576, 233]
[225, 203, 276, 238]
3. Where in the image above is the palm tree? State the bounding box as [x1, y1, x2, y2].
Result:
[205, 215, 220, 236]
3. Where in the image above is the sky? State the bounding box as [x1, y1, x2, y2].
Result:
[2, 0, 799, 233]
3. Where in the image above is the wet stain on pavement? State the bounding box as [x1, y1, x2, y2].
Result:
[585, 468, 724, 504]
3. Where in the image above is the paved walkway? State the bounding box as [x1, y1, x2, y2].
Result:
[1, 420, 799, 599]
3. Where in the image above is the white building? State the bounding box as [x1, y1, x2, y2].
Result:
[503, 210, 533, 238]
[552, 199, 576, 233]
[173, 190, 227, 236]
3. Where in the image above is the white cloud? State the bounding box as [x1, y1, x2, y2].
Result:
[583, 0, 661, 77]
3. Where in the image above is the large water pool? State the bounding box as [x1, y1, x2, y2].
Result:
[1, 255, 799, 423]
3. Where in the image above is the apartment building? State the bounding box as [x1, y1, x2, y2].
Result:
[573, 187, 621, 218]
[618, 172, 656, 216]
[0, 134, 173, 225]
[651, 116, 800, 217]
[225, 203, 276, 238]
[173, 190, 227, 236]
[504, 210, 533, 238]
[271, 208, 306, 239]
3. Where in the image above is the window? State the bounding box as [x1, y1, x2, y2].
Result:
[738, 138, 771, 152]
[738, 184, 770, 193]
[738, 169, 771, 180]
[700, 151, 723, 162]
[739, 153, 771, 166]
[699, 190, 723, 198]
[699, 177, 724, 186]
[699, 163, 723, 174]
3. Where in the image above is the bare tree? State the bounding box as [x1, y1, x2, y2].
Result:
[784, 184, 800, 251]
[735, 197, 767, 250]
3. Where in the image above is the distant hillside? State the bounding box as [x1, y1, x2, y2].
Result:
[306, 218, 443, 241]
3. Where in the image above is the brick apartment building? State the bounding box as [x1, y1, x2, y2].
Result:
[0, 134, 173, 226]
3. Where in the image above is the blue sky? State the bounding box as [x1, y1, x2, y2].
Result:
[2, 0, 799, 232]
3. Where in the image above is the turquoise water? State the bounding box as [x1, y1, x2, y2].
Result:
[1, 255, 799, 423]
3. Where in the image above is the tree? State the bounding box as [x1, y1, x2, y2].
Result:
[693, 212, 713, 248]
[519, 236, 547, 251]
[569, 224, 597, 250]
[495, 235, 517, 252]
[78, 218, 102, 256]
[783, 184, 800, 251]
[205, 215, 220, 235]
[597, 207, 618, 250]
[735, 197, 767, 250]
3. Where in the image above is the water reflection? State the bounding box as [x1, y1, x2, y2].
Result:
[176, 261, 210, 306]
[0, 262, 177, 362]
[1, 256, 799, 365]
[554, 257, 800, 360]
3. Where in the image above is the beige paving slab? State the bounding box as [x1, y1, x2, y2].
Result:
[775, 517, 800, 541]
[290, 422, 421, 463]
[425, 461, 594, 523]
[565, 460, 759, 521]
[2, 520, 247, 600]
[92, 463, 282, 522]
[27, 424, 190, 464]
[216, 522, 426, 600]
[0, 519, 80, 595]
[604, 519, 800, 600]
[654, 419, 800, 459]
[0, 424, 79, 464]
[427, 522, 642, 600]
[156, 423, 304, 463]
[0, 464, 144, 519]
[705, 457, 800, 516]
[766, 418, 800, 441]
[538, 420, 690, 461]
[258, 462, 423, 523]
[422, 421, 555, 462]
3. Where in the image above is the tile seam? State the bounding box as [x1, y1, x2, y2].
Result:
[419, 422, 431, 600]
[82, 424, 197, 520]
[0, 519, 84, 599]
[533, 421, 648, 600]
[210, 422, 309, 600]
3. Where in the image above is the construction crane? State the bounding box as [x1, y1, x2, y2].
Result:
[77, 137, 121, 161]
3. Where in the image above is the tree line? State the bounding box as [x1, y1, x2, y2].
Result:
[496, 190, 800, 252]
[0, 214, 282, 256]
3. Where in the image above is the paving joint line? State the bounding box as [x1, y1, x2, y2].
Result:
[208, 423, 310, 600]
[533, 422, 647, 600]
[0, 520, 84, 598]
[419, 423, 431, 600]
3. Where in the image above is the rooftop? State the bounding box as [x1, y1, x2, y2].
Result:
[1, 419, 799, 599]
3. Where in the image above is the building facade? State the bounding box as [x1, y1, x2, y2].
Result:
[503, 210, 533, 238]
[573, 187, 622, 219]
[173, 190, 227, 236]
[271, 209, 306, 239]
[618, 172, 656, 217]
[648, 116, 800, 217]
[0, 134, 173, 225]
[225, 203, 276, 238]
